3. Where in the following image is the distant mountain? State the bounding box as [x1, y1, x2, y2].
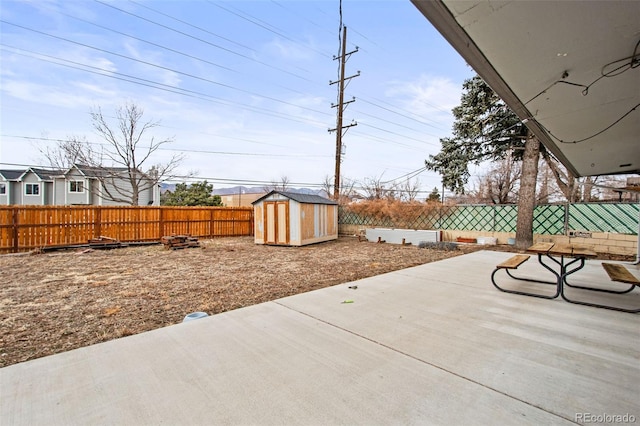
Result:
[161, 183, 328, 198]
[213, 186, 328, 197]
[212, 186, 258, 196]
[159, 183, 176, 193]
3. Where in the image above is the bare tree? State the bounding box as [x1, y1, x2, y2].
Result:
[539, 152, 584, 202]
[322, 175, 358, 202]
[340, 177, 358, 202]
[400, 178, 421, 202]
[536, 160, 553, 204]
[264, 175, 291, 192]
[361, 175, 398, 200]
[89, 103, 184, 205]
[322, 175, 333, 198]
[41, 102, 185, 205]
[39, 135, 98, 170]
[482, 157, 521, 204]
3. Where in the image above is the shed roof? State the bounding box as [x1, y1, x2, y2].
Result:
[252, 190, 337, 205]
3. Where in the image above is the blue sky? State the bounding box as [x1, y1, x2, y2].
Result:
[0, 0, 474, 195]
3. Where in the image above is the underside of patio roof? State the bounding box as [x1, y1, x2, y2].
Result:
[412, 0, 640, 178]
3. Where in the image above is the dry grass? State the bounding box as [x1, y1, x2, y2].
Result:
[0, 236, 484, 368]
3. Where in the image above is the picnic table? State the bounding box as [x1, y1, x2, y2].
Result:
[491, 242, 639, 313]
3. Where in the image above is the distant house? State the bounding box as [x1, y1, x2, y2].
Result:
[220, 191, 267, 207]
[0, 169, 24, 205]
[53, 164, 160, 206]
[0, 164, 160, 206]
[0, 168, 62, 206]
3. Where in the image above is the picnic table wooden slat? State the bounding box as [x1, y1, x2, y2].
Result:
[527, 242, 554, 253]
[602, 263, 640, 285]
[496, 254, 530, 269]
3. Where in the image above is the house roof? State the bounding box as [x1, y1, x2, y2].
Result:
[252, 190, 338, 205]
[1, 168, 64, 181]
[72, 164, 133, 178]
[0, 169, 24, 180]
[25, 168, 65, 181]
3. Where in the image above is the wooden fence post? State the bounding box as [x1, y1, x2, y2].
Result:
[210, 209, 215, 238]
[12, 207, 19, 253]
[159, 207, 164, 239]
[95, 207, 102, 239]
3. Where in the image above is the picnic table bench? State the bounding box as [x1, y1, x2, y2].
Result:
[602, 263, 640, 285]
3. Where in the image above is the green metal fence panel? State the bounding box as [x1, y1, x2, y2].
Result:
[339, 202, 637, 235]
[569, 203, 638, 234]
[493, 205, 518, 232]
[534, 205, 566, 234]
[441, 205, 493, 231]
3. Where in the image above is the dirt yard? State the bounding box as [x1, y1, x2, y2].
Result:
[0, 236, 489, 368]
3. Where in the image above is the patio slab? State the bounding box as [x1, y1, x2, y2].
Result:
[1, 250, 638, 425]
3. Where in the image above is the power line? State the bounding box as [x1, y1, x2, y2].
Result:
[270, 0, 334, 36]
[207, 0, 332, 60]
[0, 21, 333, 118]
[357, 96, 450, 131]
[0, 45, 328, 128]
[352, 107, 441, 140]
[94, 0, 316, 83]
[1, 135, 332, 159]
[129, 0, 257, 53]
[1, 7, 451, 140]
[59, 12, 239, 73]
[1, 1, 457, 184]
[357, 122, 436, 146]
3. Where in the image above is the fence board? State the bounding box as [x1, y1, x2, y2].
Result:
[0, 206, 254, 253]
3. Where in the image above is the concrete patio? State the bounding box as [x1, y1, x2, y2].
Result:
[1, 250, 639, 425]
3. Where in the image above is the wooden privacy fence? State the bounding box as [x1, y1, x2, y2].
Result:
[0, 206, 254, 253]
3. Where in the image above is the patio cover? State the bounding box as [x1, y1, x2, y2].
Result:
[411, 0, 640, 178]
[412, 0, 640, 262]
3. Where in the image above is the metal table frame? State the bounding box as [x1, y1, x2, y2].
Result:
[493, 242, 639, 313]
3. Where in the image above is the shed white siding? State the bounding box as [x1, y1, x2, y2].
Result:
[253, 191, 338, 246]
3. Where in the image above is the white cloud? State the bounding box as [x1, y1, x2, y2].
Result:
[2, 78, 111, 109]
[385, 75, 460, 121]
[72, 81, 117, 97]
[263, 37, 322, 63]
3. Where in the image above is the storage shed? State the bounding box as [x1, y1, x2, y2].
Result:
[252, 190, 338, 246]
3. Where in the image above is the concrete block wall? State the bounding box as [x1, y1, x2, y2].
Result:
[442, 230, 637, 257]
[340, 224, 638, 257]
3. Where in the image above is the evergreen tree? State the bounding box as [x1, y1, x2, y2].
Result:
[426, 75, 538, 249]
[427, 187, 441, 203]
[161, 181, 223, 206]
[425, 75, 528, 193]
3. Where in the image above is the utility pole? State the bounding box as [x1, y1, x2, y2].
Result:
[329, 25, 359, 200]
